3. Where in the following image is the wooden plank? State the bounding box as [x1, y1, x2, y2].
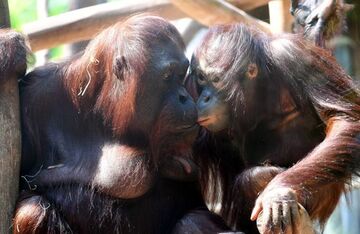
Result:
[268, 0, 293, 33]
[227, 0, 270, 11]
[23, 0, 186, 51]
[0, 74, 22, 234]
[0, 3, 22, 231]
[0, 0, 10, 27]
[171, 0, 272, 33]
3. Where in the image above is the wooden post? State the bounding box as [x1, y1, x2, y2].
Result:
[268, 0, 293, 33]
[0, 0, 22, 233]
[227, 0, 270, 11]
[171, 0, 272, 33]
[0, 0, 10, 26]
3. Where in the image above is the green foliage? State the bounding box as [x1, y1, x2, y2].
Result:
[9, 0, 37, 29]
[9, 0, 69, 28]
[48, 0, 69, 17]
[8, 0, 70, 60]
[50, 45, 66, 60]
[47, 0, 69, 59]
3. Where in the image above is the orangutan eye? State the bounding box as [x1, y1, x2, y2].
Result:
[212, 77, 220, 83]
[198, 73, 206, 82]
[163, 67, 174, 81]
[163, 70, 172, 81]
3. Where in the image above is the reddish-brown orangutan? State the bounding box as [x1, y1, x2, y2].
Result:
[187, 24, 360, 233]
[11, 15, 231, 233]
[290, 0, 352, 47]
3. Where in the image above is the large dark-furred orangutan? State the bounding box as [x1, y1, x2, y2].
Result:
[186, 24, 360, 233]
[12, 15, 231, 233]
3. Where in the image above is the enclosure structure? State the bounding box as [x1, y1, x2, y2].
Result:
[0, 0, 359, 233]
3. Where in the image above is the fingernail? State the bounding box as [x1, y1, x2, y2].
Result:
[250, 211, 255, 220]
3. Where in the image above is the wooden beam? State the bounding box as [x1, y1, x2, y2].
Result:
[0, 18, 22, 234]
[268, 0, 293, 33]
[0, 71, 22, 234]
[171, 0, 272, 33]
[23, 0, 186, 51]
[0, 0, 10, 27]
[227, 0, 270, 11]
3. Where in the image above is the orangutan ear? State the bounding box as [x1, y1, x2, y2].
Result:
[246, 63, 258, 80]
[113, 55, 127, 81]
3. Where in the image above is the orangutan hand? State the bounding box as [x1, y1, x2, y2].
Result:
[251, 187, 314, 234]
